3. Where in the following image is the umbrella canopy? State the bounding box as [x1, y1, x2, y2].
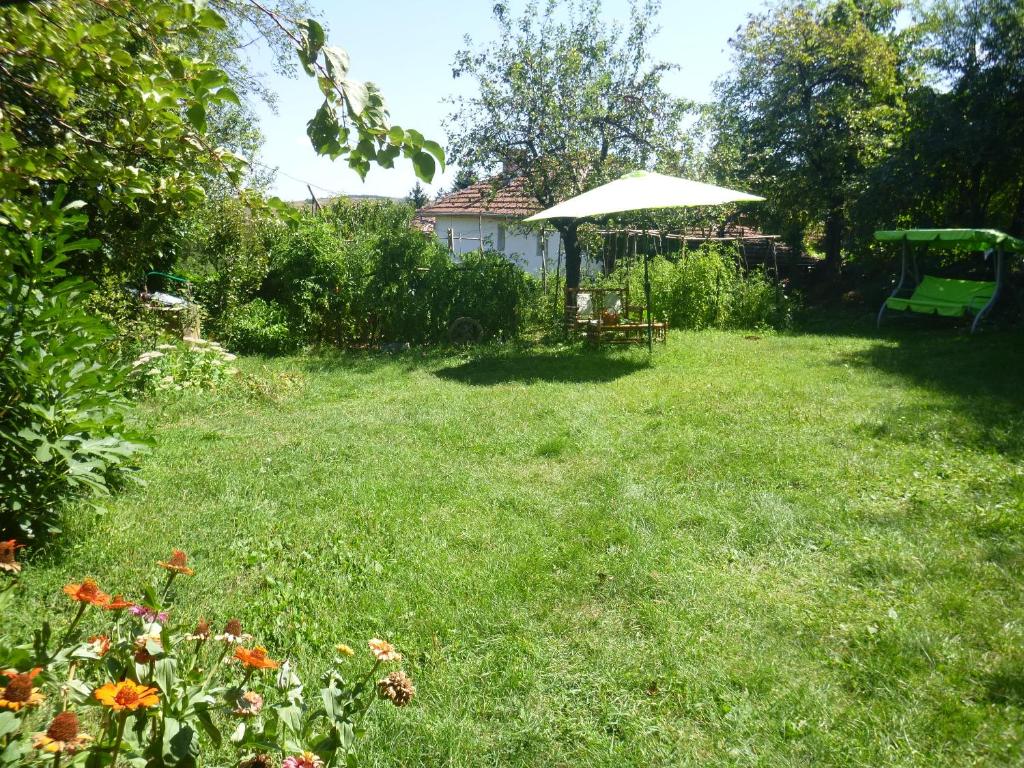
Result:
[522, 171, 764, 222]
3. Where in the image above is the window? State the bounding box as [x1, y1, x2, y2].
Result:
[497, 224, 506, 251]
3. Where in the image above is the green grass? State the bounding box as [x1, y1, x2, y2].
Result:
[8, 323, 1024, 766]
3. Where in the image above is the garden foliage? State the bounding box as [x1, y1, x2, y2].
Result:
[182, 200, 538, 348]
[0, 546, 414, 768]
[606, 244, 792, 330]
[0, 195, 147, 540]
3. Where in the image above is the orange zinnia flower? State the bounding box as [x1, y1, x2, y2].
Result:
[63, 578, 111, 607]
[368, 638, 402, 663]
[94, 680, 160, 712]
[234, 646, 279, 670]
[157, 549, 194, 576]
[106, 594, 134, 611]
[0, 539, 24, 574]
[0, 668, 45, 711]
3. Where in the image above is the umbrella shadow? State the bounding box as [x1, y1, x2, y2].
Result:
[433, 349, 650, 386]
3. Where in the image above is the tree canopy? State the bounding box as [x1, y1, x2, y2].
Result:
[447, 0, 688, 305]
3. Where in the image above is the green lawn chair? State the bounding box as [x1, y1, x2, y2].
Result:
[875, 228, 1023, 333]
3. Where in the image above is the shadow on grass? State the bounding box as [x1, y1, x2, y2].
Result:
[434, 349, 651, 386]
[839, 328, 1024, 455]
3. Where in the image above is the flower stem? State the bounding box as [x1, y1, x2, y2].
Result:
[61, 603, 87, 646]
[109, 714, 127, 768]
[159, 572, 176, 603]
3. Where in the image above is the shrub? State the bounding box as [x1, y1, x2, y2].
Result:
[0, 547, 415, 768]
[606, 244, 793, 330]
[225, 299, 297, 356]
[441, 250, 538, 340]
[0, 193, 147, 539]
[175, 199, 281, 339]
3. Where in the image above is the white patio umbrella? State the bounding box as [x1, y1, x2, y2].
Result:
[523, 171, 766, 349]
[522, 170, 764, 222]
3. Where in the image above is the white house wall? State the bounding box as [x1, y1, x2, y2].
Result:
[432, 215, 563, 277]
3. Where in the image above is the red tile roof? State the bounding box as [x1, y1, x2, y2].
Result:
[419, 177, 541, 218]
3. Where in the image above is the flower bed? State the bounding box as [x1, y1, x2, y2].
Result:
[0, 543, 413, 767]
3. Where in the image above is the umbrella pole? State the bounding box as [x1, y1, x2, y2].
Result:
[644, 252, 652, 352]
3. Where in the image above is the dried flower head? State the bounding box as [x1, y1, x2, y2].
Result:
[0, 540, 24, 574]
[239, 754, 273, 768]
[282, 752, 324, 768]
[0, 668, 44, 711]
[217, 617, 249, 644]
[186, 617, 211, 642]
[32, 711, 92, 754]
[368, 638, 402, 663]
[234, 646, 279, 670]
[63, 578, 110, 607]
[376, 670, 415, 707]
[232, 690, 264, 717]
[157, 549, 194, 576]
[94, 680, 159, 712]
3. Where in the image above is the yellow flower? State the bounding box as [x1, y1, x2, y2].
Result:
[94, 680, 160, 712]
[334, 643, 354, 657]
[368, 638, 402, 663]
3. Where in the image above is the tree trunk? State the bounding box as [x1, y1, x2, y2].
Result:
[823, 202, 844, 277]
[556, 220, 582, 327]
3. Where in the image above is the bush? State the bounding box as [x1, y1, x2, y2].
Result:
[225, 299, 297, 355]
[175, 198, 281, 339]
[0, 193, 146, 539]
[607, 244, 793, 330]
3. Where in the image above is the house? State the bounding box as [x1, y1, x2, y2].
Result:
[417, 178, 562, 276]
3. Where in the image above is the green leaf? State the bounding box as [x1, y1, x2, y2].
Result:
[213, 87, 241, 106]
[307, 102, 343, 157]
[0, 712, 18, 739]
[421, 139, 446, 171]
[411, 150, 436, 182]
[109, 49, 132, 67]
[196, 8, 227, 30]
[185, 102, 206, 132]
[162, 718, 199, 768]
[342, 80, 369, 115]
[323, 46, 350, 79]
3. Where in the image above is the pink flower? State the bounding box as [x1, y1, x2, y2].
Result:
[282, 752, 323, 768]
[129, 605, 168, 622]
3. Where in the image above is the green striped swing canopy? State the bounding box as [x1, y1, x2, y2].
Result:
[874, 228, 1024, 252]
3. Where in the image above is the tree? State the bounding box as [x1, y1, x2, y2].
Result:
[407, 182, 429, 208]
[860, 0, 1024, 236]
[447, 0, 687, 317]
[715, 0, 905, 274]
[0, 0, 443, 535]
[0, 0, 444, 277]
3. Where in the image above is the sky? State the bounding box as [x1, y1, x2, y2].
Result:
[251, 0, 764, 203]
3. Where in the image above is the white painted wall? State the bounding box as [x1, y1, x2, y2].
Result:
[431, 214, 563, 277]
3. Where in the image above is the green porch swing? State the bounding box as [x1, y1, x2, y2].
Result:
[875, 228, 1023, 333]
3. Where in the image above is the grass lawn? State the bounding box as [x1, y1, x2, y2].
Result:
[8, 322, 1024, 766]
